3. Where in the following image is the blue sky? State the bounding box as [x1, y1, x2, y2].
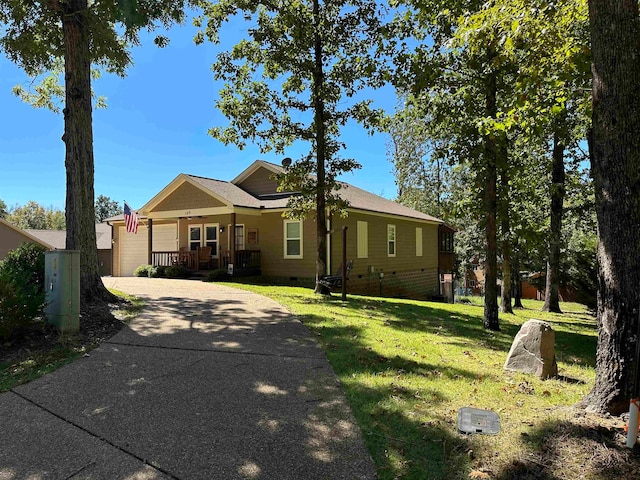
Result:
[0, 14, 399, 212]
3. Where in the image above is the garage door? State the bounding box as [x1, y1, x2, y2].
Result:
[153, 224, 177, 252]
[120, 226, 148, 276]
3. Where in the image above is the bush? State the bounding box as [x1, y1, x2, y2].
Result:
[150, 265, 167, 278]
[165, 265, 190, 279]
[0, 243, 47, 341]
[206, 269, 229, 282]
[0, 243, 46, 293]
[133, 264, 152, 277]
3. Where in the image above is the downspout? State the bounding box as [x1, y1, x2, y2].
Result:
[231, 212, 236, 272]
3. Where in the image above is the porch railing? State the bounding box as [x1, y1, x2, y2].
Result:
[151, 251, 199, 269]
[221, 250, 261, 271]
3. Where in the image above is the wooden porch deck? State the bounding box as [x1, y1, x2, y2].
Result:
[151, 249, 261, 276]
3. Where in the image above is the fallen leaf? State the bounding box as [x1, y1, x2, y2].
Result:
[469, 470, 491, 479]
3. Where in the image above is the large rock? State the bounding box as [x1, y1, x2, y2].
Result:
[504, 319, 558, 379]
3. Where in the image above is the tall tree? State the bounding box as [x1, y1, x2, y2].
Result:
[1, 1, 192, 303]
[585, 0, 640, 414]
[95, 194, 123, 223]
[0, 198, 7, 219]
[197, 0, 386, 293]
[6, 201, 65, 230]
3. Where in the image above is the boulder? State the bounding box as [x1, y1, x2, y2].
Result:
[504, 319, 558, 379]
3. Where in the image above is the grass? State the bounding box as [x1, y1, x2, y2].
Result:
[224, 283, 639, 480]
[0, 288, 143, 392]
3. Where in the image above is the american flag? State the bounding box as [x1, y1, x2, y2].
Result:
[124, 202, 138, 234]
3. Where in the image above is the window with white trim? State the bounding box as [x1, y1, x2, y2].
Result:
[189, 225, 202, 251]
[416, 227, 423, 257]
[204, 224, 219, 257]
[387, 224, 396, 257]
[357, 221, 368, 258]
[284, 220, 303, 258]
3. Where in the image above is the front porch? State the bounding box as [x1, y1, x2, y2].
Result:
[151, 249, 261, 276]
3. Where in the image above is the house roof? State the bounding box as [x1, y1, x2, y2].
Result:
[0, 218, 55, 249]
[114, 160, 443, 224]
[26, 223, 112, 250]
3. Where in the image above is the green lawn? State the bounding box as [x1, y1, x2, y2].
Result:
[224, 284, 634, 480]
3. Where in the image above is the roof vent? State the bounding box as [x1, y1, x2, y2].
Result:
[281, 157, 292, 168]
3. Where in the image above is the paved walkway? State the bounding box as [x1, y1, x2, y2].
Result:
[0, 278, 375, 480]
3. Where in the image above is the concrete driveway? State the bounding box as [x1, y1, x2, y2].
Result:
[0, 278, 376, 480]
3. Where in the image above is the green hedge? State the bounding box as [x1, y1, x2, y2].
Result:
[0, 243, 47, 341]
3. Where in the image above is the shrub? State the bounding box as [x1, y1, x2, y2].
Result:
[150, 265, 167, 278]
[0, 243, 47, 341]
[206, 269, 229, 282]
[165, 265, 190, 279]
[0, 243, 46, 293]
[133, 264, 152, 277]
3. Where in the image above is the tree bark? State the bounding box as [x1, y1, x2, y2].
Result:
[483, 67, 500, 330]
[61, 0, 113, 305]
[586, 0, 640, 414]
[312, 0, 329, 295]
[500, 160, 513, 314]
[542, 131, 565, 313]
[512, 248, 524, 309]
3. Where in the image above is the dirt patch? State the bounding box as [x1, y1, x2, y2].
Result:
[486, 408, 640, 480]
[1, 296, 128, 368]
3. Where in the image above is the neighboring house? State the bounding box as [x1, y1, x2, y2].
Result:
[108, 160, 454, 300]
[521, 272, 578, 303]
[0, 218, 54, 259]
[25, 224, 113, 276]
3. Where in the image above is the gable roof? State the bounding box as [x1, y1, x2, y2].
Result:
[231, 159, 283, 185]
[25, 223, 112, 250]
[0, 218, 55, 249]
[120, 160, 443, 224]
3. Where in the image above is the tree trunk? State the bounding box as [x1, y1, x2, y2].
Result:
[61, 0, 112, 305]
[585, 0, 640, 414]
[512, 249, 524, 309]
[500, 162, 513, 314]
[312, 0, 329, 295]
[483, 67, 500, 330]
[542, 131, 565, 313]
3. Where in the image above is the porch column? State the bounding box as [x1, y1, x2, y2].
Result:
[148, 218, 153, 265]
[231, 212, 236, 269]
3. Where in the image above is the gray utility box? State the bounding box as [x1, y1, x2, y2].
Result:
[44, 250, 80, 333]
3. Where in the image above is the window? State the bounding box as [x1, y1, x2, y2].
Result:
[204, 224, 218, 257]
[469, 279, 476, 288]
[189, 225, 202, 251]
[231, 225, 245, 250]
[357, 221, 368, 258]
[387, 224, 396, 257]
[440, 231, 454, 252]
[284, 220, 303, 258]
[416, 227, 423, 257]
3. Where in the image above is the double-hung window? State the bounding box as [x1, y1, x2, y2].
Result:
[284, 220, 303, 258]
[387, 224, 396, 257]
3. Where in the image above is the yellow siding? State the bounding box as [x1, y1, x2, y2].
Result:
[0, 224, 48, 259]
[237, 166, 280, 196]
[150, 182, 226, 212]
[330, 212, 439, 277]
[258, 212, 316, 277]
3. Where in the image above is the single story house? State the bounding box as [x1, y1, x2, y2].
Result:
[0, 218, 54, 259]
[25, 223, 113, 276]
[107, 160, 455, 300]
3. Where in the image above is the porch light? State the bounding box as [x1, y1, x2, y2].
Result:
[219, 226, 225, 233]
